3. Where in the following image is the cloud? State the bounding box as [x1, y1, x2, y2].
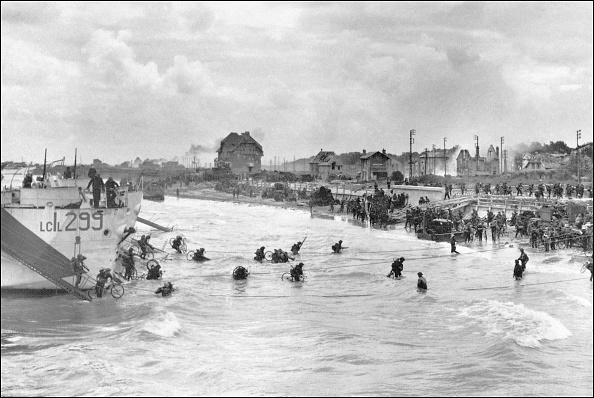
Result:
[1, 2, 592, 165]
[446, 46, 481, 69]
[1, 37, 80, 87]
[83, 29, 210, 94]
[1, 2, 60, 25]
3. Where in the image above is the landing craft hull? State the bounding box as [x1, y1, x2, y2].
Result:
[1, 189, 142, 290]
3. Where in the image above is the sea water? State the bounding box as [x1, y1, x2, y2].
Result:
[1, 197, 592, 396]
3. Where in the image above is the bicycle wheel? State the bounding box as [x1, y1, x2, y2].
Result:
[145, 251, 154, 260]
[186, 251, 195, 261]
[181, 243, 187, 253]
[556, 240, 566, 250]
[265, 251, 273, 261]
[111, 284, 124, 299]
[88, 286, 107, 299]
[169, 237, 175, 247]
[147, 259, 160, 268]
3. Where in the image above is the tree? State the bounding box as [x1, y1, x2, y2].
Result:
[546, 140, 571, 154]
[391, 171, 404, 184]
[336, 152, 362, 165]
[582, 143, 593, 159]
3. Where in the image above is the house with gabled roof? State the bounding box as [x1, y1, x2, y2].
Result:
[215, 131, 263, 175]
[309, 150, 343, 181]
[360, 149, 391, 181]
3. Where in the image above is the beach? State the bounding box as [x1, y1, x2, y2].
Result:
[165, 182, 337, 217]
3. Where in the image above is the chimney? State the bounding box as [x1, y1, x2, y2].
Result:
[362, 149, 366, 155]
[475, 145, 480, 159]
[496, 146, 500, 158]
[382, 148, 386, 155]
[242, 131, 250, 136]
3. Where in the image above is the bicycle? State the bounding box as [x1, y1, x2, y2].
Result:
[281, 272, 306, 282]
[88, 282, 125, 299]
[132, 245, 154, 260]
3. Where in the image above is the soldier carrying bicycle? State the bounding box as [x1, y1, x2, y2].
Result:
[254, 246, 266, 262]
[146, 262, 163, 280]
[139, 235, 155, 259]
[121, 247, 136, 281]
[171, 235, 184, 253]
[95, 268, 115, 298]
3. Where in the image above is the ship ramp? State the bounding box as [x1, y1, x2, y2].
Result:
[136, 216, 173, 232]
[1, 208, 91, 301]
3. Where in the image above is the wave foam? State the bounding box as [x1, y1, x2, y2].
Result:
[560, 292, 592, 307]
[142, 311, 181, 338]
[459, 300, 571, 348]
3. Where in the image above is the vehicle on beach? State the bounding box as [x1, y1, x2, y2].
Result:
[417, 218, 465, 242]
[1, 164, 143, 292]
[143, 181, 165, 202]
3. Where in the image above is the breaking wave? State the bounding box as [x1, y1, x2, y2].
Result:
[141, 311, 181, 338]
[459, 300, 571, 348]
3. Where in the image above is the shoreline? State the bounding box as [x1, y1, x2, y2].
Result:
[160, 185, 592, 260]
[164, 184, 339, 217]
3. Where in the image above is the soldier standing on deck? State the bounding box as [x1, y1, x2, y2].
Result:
[86, 173, 105, 208]
[105, 177, 120, 208]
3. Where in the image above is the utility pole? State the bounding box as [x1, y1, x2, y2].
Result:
[432, 144, 436, 174]
[474, 135, 479, 171]
[577, 129, 581, 183]
[503, 150, 507, 174]
[409, 129, 415, 181]
[443, 137, 447, 177]
[500, 136, 504, 175]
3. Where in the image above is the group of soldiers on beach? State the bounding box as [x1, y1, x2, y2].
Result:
[460, 181, 592, 199]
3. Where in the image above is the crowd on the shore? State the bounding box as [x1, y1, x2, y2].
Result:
[400, 202, 593, 251]
[466, 181, 592, 199]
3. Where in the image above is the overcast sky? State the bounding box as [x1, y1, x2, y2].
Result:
[1, 1, 592, 165]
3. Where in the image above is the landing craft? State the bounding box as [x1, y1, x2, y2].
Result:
[1, 169, 142, 293]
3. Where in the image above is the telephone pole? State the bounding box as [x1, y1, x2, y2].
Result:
[577, 129, 581, 183]
[409, 129, 415, 181]
[500, 136, 504, 175]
